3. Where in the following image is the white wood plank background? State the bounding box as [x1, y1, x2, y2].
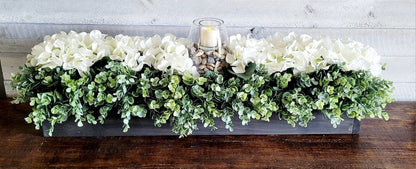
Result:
[0, 0, 414, 28]
[0, 0, 415, 101]
[1, 24, 415, 57]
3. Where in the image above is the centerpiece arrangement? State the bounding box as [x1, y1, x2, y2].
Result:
[11, 18, 394, 137]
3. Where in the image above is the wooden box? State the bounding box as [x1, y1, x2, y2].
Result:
[42, 112, 360, 137]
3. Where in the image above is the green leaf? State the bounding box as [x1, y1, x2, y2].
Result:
[216, 75, 224, 84]
[149, 100, 161, 109]
[196, 77, 207, 85]
[182, 73, 194, 85]
[24, 117, 33, 123]
[131, 105, 147, 118]
[237, 92, 248, 101]
[228, 62, 257, 80]
[77, 121, 83, 127]
[106, 94, 115, 103]
[12, 55, 394, 138]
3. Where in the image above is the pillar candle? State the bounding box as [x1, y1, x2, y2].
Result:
[200, 27, 219, 48]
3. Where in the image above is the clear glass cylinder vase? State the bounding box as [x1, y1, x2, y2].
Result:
[188, 17, 229, 73]
[188, 17, 228, 51]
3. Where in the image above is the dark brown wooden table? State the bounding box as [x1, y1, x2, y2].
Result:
[0, 99, 414, 168]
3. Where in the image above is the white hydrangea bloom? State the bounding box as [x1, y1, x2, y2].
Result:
[226, 32, 382, 76]
[225, 34, 271, 73]
[153, 34, 198, 76]
[26, 30, 380, 78]
[26, 30, 199, 77]
[26, 30, 110, 74]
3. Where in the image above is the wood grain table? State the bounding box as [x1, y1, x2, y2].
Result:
[0, 99, 414, 168]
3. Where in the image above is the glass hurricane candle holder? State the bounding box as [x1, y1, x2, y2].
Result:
[188, 17, 229, 74]
[188, 17, 228, 51]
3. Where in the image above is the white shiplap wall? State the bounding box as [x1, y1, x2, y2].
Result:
[0, 0, 415, 101]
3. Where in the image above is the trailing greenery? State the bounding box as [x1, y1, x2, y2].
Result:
[11, 57, 394, 137]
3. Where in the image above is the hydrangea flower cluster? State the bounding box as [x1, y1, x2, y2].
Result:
[26, 30, 382, 78]
[26, 30, 198, 76]
[225, 32, 382, 76]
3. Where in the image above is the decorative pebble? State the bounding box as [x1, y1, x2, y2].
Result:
[201, 58, 207, 65]
[213, 52, 221, 58]
[215, 62, 220, 68]
[207, 65, 214, 70]
[190, 43, 230, 74]
[195, 50, 204, 57]
[208, 57, 215, 64]
[198, 65, 206, 69]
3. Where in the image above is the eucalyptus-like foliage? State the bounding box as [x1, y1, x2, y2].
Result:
[11, 58, 394, 137]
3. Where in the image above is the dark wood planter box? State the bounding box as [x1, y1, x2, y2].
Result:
[42, 112, 360, 137]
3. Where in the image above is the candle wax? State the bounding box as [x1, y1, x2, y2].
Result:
[200, 27, 219, 48]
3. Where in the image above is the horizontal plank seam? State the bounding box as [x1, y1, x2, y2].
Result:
[0, 52, 29, 55]
[2, 52, 415, 58]
[0, 22, 415, 30]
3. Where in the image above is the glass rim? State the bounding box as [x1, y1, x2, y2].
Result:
[192, 17, 224, 26]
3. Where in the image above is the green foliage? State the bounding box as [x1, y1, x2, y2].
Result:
[11, 59, 394, 137]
